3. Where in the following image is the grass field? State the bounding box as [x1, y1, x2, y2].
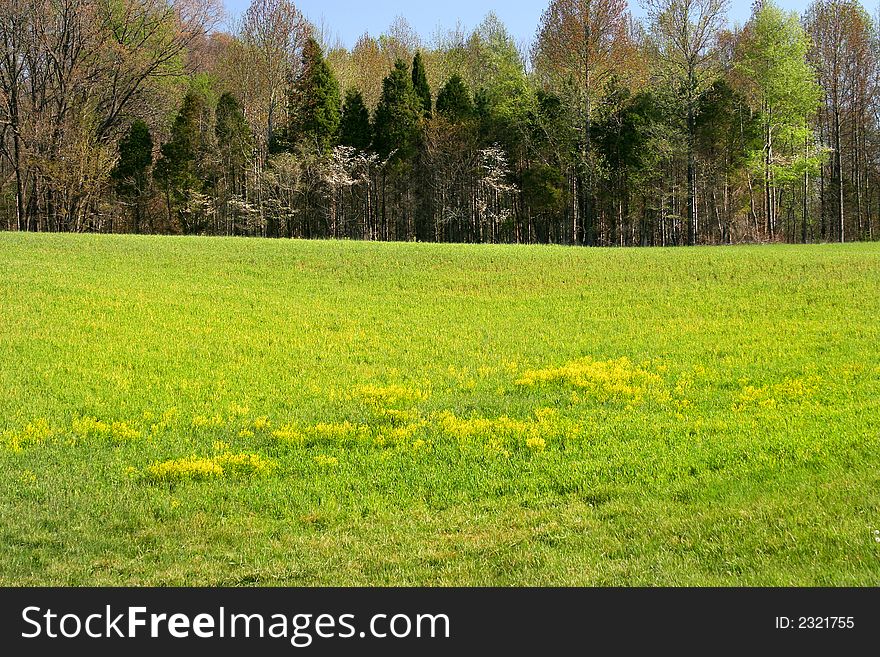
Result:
[1, 233, 879, 586]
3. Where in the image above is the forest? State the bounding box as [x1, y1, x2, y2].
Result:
[1, 0, 879, 247]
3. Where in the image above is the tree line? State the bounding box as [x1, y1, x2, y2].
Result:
[2, 0, 880, 246]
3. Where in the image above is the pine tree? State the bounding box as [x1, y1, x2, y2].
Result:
[154, 93, 203, 192]
[340, 89, 373, 150]
[154, 91, 211, 232]
[216, 93, 252, 174]
[436, 75, 475, 123]
[373, 58, 423, 161]
[215, 93, 253, 231]
[411, 51, 432, 118]
[113, 121, 153, 199]
[287, 37, 341, 153]
[216, 94, 250, 148]
[111, 120, 153, 232]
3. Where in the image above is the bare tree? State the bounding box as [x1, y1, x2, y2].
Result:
[239, 0, 311, 153]
[643, 0, 729, 245]
[0, 0, 29, 229]
[805, 0, 876, 243]
[533, 0, 631, 245]
[0, 0, 219, 231]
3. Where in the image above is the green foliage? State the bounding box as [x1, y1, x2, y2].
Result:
[411, 51, 433, 118]
[522, 164, 566, 217]
[11, 0, 880, 246]
[736, 0, 824, 182]
[596, 86, 650, 176]
[215, 93, 253, 166]
[436, 75, 475, 123]
[339, 89, 373, 150]
[112, 120, 153, 199]
[469, 15, 534, 149]
[187, 74, 221, 117]
[373, 59, 423, 161]
[287, 38, 342, 154]
[529, 90, 577, 165]
[153, 92, 209, 195]
[101, 0, 187, 81]
[695, 80, 758, 169]
[153, 91, 215, 232]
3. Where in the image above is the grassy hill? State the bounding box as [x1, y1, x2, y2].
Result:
[1, 233, 879, 585]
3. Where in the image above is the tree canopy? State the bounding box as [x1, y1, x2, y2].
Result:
[4, 0, 880, 246]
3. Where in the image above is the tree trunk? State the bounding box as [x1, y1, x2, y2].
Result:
[834, 107, 844, 242]
[13, 136, 26, 231]
[764, 106, 773, 239]
[687, 76, 697, 247]
[800, 124, 808, 244]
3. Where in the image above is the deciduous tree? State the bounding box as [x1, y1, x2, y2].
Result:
[643, 0, 729, 245]
[533, 0, 631, 244]
[736, 1, 822, 239]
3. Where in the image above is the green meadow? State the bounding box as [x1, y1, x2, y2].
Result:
[1, 233, 879, 586]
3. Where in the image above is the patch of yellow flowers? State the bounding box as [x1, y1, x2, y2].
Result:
[311, 422, 372, 444]
[144, 457, 224, 482]
[314, 455, 340, 468]
[192, 415, 225, 429]
[735, 376, 821, 410]
[526, 437, 547, 452]
[516, 357, 665, 403]
[2, 419, 54, 452]
[149, 408, 179, 435]
[215, 452, 276, 477]
[71, 417, 141, 443]
[143, 452, 275, 483]
[434, 409, 566, 456]
[9, 356, 831, 476]
[272, 421, 373, 446]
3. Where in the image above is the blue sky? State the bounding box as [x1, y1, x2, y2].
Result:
[220, 1, 851, 48]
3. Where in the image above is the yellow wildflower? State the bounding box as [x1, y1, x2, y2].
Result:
[526, 437, 547, 452]
[144, 457, 223, 483]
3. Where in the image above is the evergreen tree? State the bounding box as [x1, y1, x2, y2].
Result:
[339, 89, 373, 150]
[287, 37, 341, 153]
[411, 51, 432, 118]
[474, 88, 492, 140]
[111, 120, 153, 232]
[154, 91, 211, 232]
[112, 120, 153, 199]
[215, 92, 253, 230]
[216, 93, 250, 149]
[373, 58, 423, 161]
[436, 75, 475, 123]
[154, 94, 202, 193]
[216, 93, 253, 175]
